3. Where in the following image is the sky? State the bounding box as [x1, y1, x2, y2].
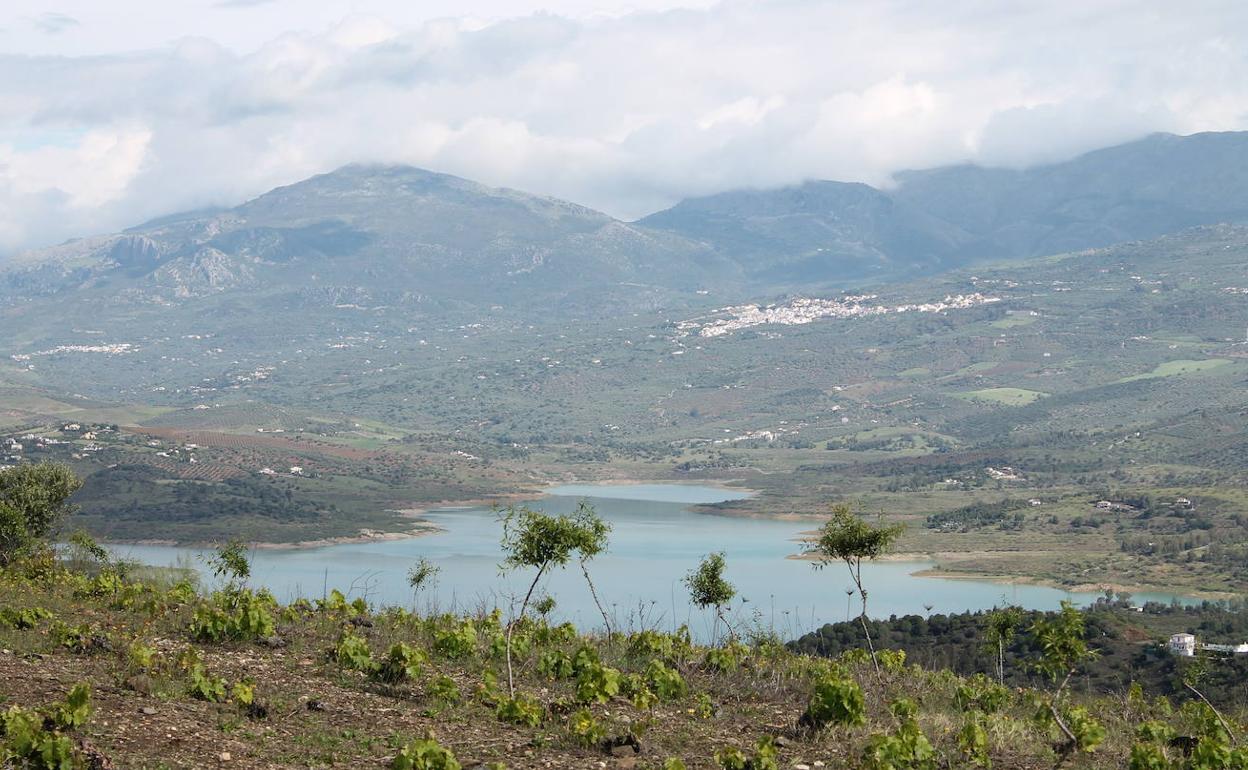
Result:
[2, 0, 1248, 256]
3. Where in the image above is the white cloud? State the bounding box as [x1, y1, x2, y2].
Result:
[3, 0, 1248, 256]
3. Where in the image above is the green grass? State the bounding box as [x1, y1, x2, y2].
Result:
[1114, 358, 1232, 383]
[989, 315, 1037, 329]
[955, 387, 1049, 405]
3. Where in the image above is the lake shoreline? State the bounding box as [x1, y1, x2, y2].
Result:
[782, 549, 1220, 602]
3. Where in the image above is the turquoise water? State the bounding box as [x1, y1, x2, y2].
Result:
[108, 483, 1196, 640]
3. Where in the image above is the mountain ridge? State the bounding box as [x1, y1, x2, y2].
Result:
[7, 131, 1248, 308]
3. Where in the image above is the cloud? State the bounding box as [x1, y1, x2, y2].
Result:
[29, 12, 79, 34]
[3, 0, 1248, 256]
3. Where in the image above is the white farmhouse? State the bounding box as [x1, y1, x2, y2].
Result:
[1168, 633, 1196, 657]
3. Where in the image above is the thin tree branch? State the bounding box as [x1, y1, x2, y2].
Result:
[1185, 681, 1238, 746]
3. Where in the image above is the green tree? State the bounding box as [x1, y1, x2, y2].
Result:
[804, 503, 903, 673]
[1030, 601, 1100, 753]
[407, 557, 441, 609]
[0, 463, 82, 565]
[498, 502, 610, 694]
[684, 552, 736, 643]
[983, 605, 1023, 684]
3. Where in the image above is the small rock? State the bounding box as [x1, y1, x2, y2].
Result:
[614, 759, 637, 770]
[774, 736, 794, 749]
[794, 765, 811, 770]
[256, 635, 288, 648]
[219, 752, 232, 762]
[140, 706, 158, 716]
[609, 745, 636, 758]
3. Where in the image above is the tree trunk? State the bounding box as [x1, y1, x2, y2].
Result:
[847, 559, 880, 675]
[506, 563, 547, 697]
[580, 560, 613, 643]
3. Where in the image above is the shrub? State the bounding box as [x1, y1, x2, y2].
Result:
[1063, 706, 1106, 754]
[877, 648, 907, 673]
[1128, 743, 1170, 770]
[715, 737, 779, 770]
[574, 661, 621, 704]
[537, 650, 574, 680]
[644, 659, 687, 701]
[955, 675, 1010, 714]
[373, 642, 426, 684]
[567, 708, 604, 748]
[190, 588, 276, 642]
[1, 706, 77, 770]
[861, 699, 935, 770]
[188, 663, 228, 702]
[335, 631, 375, 672]
[0, 681, 93, 770]
[495, 694, 543, 727]
[0, 606, 53, 630]
[48, 683, 92, 730]
[392, 735, 461, 770]
[428, 675, 461, 705]
[800, 674, 866, 729]
[434, 622, 477, 660]
[957, 711, 991, 768]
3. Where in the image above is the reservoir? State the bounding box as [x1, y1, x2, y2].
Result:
[109, 483, 1196, 640]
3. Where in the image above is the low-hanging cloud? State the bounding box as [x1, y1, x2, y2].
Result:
[3, 0, 1248, 257]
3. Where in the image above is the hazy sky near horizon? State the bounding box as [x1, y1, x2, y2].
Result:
[2, 0, 1248, 255]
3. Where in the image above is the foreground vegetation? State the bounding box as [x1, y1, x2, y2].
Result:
[4, 546, 1248, 768]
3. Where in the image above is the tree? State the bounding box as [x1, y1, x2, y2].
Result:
[983, 605, 1023, 684]
[0, 463, 82, 565]
[684, 552, 736, 643]
[498, 502, 611, 694]
[1030, 601, 1100, 753]
[407, 557, 441, 610]
[804, 503, 903, 673]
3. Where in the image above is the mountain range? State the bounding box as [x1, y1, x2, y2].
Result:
[6, 130, 1248, 311]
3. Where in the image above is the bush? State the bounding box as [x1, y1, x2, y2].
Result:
[372, 642, 426, 684]
[335, 631, 374, 672]
[434, 622, 477, 660]
[190, 588, 276, 642]
[0, 682, 92, 770]
[392, 735, 461, 770]
[567, 708, 604, 748]
[644, 659, 687, 701]
[428, 675, 461, 705]
[0, 606, 53, 630]
[574, 661, 621, 704]
[800, 674, 866, 729]
[495, 694, 543, 727]
[715, 737, 779, 770]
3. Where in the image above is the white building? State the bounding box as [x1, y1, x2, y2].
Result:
[1169, 633, 1197, 657]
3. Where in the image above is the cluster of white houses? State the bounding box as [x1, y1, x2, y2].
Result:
[1168, 633, 1248, 656]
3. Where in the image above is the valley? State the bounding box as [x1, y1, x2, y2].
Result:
[3, 216, 1246, 599]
